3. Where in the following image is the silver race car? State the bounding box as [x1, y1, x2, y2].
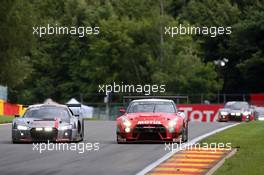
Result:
[218, 101, 254, 122]
[253, 106, 264, 121]
[12, 102, 84, 143]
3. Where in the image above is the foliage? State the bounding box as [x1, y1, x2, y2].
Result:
[0, 0, 262, 103]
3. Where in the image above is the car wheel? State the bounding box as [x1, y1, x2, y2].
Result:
[74, 121, 83, 142]
[184, 126, 188, 142]
[116, 135, 124, 144]
[12, 139, 21, 144]
[182, 128, 186, 143]
[12, 140, 17, 144]
[81, 119, 84, 141]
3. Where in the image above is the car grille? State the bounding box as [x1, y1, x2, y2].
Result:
[138, 133, 162, 140]
[134, 124, 166, 133]
[30, 128, 58, 141]
[133, 124, 166, 140]
[229, 115, 242, 121]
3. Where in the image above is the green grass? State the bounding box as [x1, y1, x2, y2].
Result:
[202, 121, 264, 175]
[0, 115, 14, 124]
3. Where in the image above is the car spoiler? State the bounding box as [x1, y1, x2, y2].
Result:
[66, 104, 81, 108]
[22, 104, 82, 108]
[22, 104, 82, 115]
[122, 95, 189, 105]
[66, 104, 82, 117]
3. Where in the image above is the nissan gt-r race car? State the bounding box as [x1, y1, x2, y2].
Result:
[218, 101, 254, 122]
[116, 99, 188, 143]
[12, 101, 84, 143]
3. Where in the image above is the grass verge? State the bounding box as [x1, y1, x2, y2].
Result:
[0, 115, 14, 124]
[202, 121, 264, 175]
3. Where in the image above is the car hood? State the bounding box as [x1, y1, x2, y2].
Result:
[123, 112, 177, 124]
[219, 108, 250, 113]
[13, 118, 69, 128]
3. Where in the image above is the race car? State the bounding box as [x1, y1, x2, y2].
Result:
[12, 101, 84, 143]
[252, 106, 264, 121]
[218, 101, 254, 122]
[116, 99, 188, 143]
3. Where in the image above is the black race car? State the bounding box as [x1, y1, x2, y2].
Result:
[12, 101, 84, 143]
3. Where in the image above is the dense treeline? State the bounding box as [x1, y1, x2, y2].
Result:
[0, 0, 263, 103]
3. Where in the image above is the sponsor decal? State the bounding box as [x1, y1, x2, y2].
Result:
[33, 121, 54, 126]
[137, 120, 161, 125]
[178, 104, 224, 122]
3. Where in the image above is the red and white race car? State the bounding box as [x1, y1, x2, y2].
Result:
[218, 101, 254, 122]
[116, 99, 188, 143]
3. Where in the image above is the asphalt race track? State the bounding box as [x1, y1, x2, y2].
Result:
[0, 121, 234, 175]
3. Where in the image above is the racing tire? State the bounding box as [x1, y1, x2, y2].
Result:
[184, 126, 188, 142]
[12, 139, 24, 144]
[182, 126, 188, 143]
[80, 119, 84, 141]
[75, 120, 84, 142]
[116, 135, 124, 144]
[12, 140, 19, 144]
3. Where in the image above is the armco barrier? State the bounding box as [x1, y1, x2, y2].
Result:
[3, 102, 20, 116]
[18, 105, 27, 116]
[93, 103, 224, 122]
[0, 100, 26, 116]
[0, 99, 4, 115]
[178, 104, 224, 122]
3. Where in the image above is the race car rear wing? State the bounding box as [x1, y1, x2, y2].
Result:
[20, 104, 82, 117]
[66, 104, 81, 108]
[122, 95, 189, 105]
[66, 104, 82, 117]
[22, 103, 82, 108]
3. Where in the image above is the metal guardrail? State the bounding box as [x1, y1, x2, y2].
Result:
[82, 93, 251, 105]
[82, 93, 257, 120]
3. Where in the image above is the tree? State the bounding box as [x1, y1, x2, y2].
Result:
[0, 0, 34, 91]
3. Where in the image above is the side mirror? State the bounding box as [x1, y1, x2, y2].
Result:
[14, 115, 20, 118]
[178, 109, 184, 113]
[119, 107, 126, 114]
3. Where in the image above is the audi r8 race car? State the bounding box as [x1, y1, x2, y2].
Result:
[253, 106, 264, 121]
[116, 99, 188, 143]
[218, 101, 254, 122]
[12, 101, 84, 143]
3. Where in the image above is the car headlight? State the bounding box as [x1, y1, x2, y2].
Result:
[220, 111, 228, 115]
[44, 127, 53, 132]
[243, 111, 251, 116]
[168, 118, 178, 127]
[125, 127, 131, 133]
[59, 125, 73, 130]
[17, 125, 28, 130]
[121, 117, 131, 127]
[235, 113, 241, 116]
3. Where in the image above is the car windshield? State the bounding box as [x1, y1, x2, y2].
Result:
[24, 107, 70, 121]
[127, 101, 176, 113]
[224, 102, 249, 110]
